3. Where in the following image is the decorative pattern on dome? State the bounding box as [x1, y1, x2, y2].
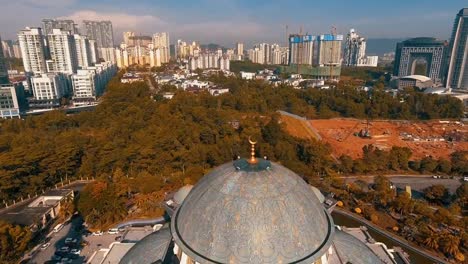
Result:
[171, 161, 334, 264]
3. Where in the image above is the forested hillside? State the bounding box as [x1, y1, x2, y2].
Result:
[0, 73, 465, 229]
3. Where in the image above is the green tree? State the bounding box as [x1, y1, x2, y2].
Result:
[0, 221, 32, 262]
[423, 184, 449, 204]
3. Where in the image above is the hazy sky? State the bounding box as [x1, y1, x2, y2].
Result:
[0, 0, 465, 47]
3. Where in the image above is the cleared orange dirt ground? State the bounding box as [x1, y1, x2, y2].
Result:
[280, 114, 468, 160]
[310, 119, 467, 160]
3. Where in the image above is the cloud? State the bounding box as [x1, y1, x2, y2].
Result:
[19, 0, 76, 8]
[60, 10, 166, 30]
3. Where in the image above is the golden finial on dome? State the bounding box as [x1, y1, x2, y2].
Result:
[248, 136, 257, 164]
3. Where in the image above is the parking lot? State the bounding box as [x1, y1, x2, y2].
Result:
[28, 216, 84, 264]
[26, 215, 121, 264]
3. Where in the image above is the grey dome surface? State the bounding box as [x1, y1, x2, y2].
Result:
[332, 230, 384, 264]
[174, 185, 193, 204]
[120, 228, 172, 264]
[171, 158, 334, 264]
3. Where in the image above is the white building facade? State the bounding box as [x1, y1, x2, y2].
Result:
[47, 29, 78, 74]
[74, 34, 93, 68]
[153, 32, 170, 63]
[18, 27, 48, 75]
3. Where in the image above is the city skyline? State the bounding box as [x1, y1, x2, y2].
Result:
[0, 1, 466, 46]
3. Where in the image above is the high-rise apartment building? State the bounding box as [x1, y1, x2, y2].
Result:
[343, 29, 366, 66]
[248, 43, 272, 64]
[271, 44, 289, 65]
[46, 28, 78, 74]
[18, 27, 48, 75]
[89, 39, 98, 64]
[1, 40, 13, 58]
[74, 34, 93, 68]
[82, 20, 114, 58]
[188, 53, 230, 71]
[12, 43, 22, 58]
[236, 42, 244, 56]
[152, 32, 170, 63]
[177, 40, 200, 58]
[315, 34, 343, 66]
[446, 8, 468, 90]
[289, 34, 315, 65]
[0, 36, 8, 84]
[123, 32, 135, 46]
[42, 19, 78, 35]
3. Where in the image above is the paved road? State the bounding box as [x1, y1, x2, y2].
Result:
[80, 233, 120, 261]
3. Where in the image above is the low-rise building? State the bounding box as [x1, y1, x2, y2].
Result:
[121, 72, 143, 83]
[240, 71, 256, 80]
[395, 75, 434, 90]
[0, 189, 74, 232]
[72, 62, 117, 106]
[0, 83, 27, 118]
[29, 73, 70, 108]
[357, 56, 379, 67]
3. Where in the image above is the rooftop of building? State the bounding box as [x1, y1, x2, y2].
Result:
[458, 8, 468, 16]
[400, 75, 432, 82]
[120, 227, 172, 264]
[0, 189, 73, 226]
[400, 37, 445, 46]
[122, 226, 155, 243]
[171, 157, 334, 264]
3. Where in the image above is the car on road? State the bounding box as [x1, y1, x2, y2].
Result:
[70, 248, 81, 255]
[40, 242, 51, 250]
[92, 231, 103, 236]
[53, 223, 64, 233]
[107, 228, 119, 234]
[115, 236, 122, 241]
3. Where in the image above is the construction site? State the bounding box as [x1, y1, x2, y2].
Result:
[279, 112, 468, 160]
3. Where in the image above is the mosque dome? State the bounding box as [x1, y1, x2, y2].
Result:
[171, 158, 334, 264]
[173, 185, 193, 205]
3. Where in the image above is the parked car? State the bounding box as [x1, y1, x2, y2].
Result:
[60, 257, 73, 263]
[64, 237, 78, 245]
[40, 243, 51, 250]
[70, 249, 81, 255]
[56, 246, 70, 256]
